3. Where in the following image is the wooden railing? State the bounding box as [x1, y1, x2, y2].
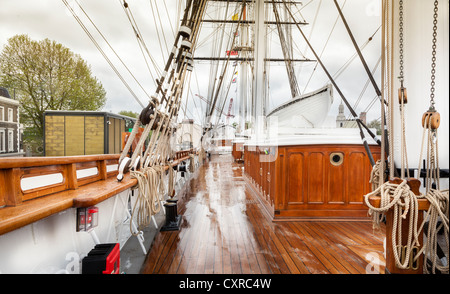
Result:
[174, 149, 193, 160]
[0, 150, 195, 235]
[0, 154, 120, 207]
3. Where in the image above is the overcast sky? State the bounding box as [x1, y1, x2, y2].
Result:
[0, 0, 382, 126]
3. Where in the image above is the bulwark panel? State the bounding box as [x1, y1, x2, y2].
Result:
[287, 152, 305, 205]
[347, 151, 367, 204]
[307, 152, 325, 204]
[328, 153, 346, 204]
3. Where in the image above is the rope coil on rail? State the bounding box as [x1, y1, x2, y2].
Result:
[130, 166, 166, 235]
[364, 179, 422, 269]
[365, 168, 449, 273]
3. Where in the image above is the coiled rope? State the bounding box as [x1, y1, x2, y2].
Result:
[365, 123, 448, 273]
[130, 167, 162, 234]
[364, 179, 422, 269]
[420, 188, 449, 274]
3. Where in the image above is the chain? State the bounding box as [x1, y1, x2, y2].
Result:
[429, 0, 439, 111]
[398, 0, 404, 84]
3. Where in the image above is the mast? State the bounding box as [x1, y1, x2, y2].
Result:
[252, 0, 267, 136]
[196, 0, 313, 135]
[238, 3, 250, 133]
[272, 0, 299, 98]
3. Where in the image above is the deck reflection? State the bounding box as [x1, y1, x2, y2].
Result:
[140, 154, 386, 274]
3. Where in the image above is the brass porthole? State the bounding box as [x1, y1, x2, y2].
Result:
[330, 152, 344, 166]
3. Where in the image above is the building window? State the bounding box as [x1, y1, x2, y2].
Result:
[8, 130, 14, 152]
[8, 108, 14, 122]
[0, 129, 5, 152]
[0, 106, 4, 121]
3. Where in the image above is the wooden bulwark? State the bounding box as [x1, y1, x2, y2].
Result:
[0, 150, 194, 236]
[244, 144, 382, 220]
[0, 154, 120, 206]
[141, 155, 386, 274]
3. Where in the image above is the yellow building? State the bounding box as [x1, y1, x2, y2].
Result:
[44, 111, 136, 156]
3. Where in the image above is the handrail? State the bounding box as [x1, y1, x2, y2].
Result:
[0, 154, 120, 169]
[0, 150, 196, 235]
[0, 154, 120, 207]
[0, 150, 194, 208]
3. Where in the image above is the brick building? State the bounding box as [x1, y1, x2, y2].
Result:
[0, 87, 24, 157]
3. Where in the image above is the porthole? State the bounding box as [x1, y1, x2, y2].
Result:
[330, 152, 344, 166]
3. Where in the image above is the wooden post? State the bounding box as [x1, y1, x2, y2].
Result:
[3, 168, 22, 206]
[98, 160, 108, 180]
[385, 209, 424, 274]
[66, 163, 79, 190]
[368, 191, 430, 274]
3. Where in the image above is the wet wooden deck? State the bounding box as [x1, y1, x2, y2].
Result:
[140, 154, 386, 274]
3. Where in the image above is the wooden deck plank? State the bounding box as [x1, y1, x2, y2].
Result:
[152, 232, 178, 273]
[166, 197, 204, 274]
[345, 222, 386, 244]
[140, 154, 386, 275]
[241, 209, 271, 274]
[180, 205, 209, 274]
[280, 223, 329, 274]
[304, 222, 370, 274]
[305, 222, 365, 274]
[247, 203, 287, 273]
[246, 205, 280, 274]
[291, 222, 342, 274]
[140, 230, 173, 274]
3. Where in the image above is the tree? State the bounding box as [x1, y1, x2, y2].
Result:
[367, 119, 381, 135]
[0, 34, 106, 151]
[118, 110, 138, 118]
[118, 110, 139, 129]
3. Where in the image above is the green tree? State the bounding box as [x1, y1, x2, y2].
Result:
[0, 34, 106, 151]
[367, 119, 381, 135]
[118, 110, 139, 129]
[118, 110, 138, 118]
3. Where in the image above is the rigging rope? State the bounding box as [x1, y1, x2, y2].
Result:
[282, 0, 380, 167]
[365, 0, 448, 273]
[62, 0, 145, 108]
[114, 0, 209, 237]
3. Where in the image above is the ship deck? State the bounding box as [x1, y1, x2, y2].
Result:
[140, 154, 386, 274]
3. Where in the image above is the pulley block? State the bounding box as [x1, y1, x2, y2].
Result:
[398, 87, 408, 104]
[422, 110, 440, 130]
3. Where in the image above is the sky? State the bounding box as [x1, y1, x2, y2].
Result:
[0, 0, 383, 126]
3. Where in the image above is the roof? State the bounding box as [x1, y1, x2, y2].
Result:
[0, 87, 19, 106]
[44, 110, 137, 121]
[0, 87, 11, 99]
